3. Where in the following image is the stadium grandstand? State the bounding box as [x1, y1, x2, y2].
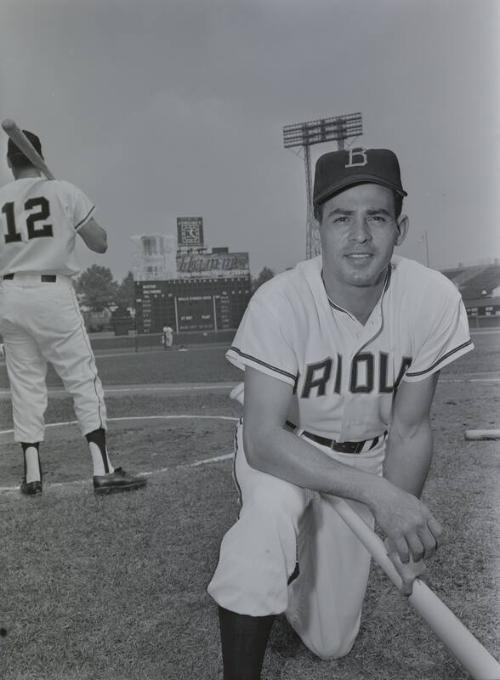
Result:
[441, 260, 500, 328]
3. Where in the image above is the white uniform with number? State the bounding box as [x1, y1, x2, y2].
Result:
[208, 254, 473, 659]
[0, 178, 106, 443]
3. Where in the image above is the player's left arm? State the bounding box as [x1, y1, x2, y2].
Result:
[382, 372, 441, 591]
[384, 371, 440, 499]
[386, 278, 472, 499]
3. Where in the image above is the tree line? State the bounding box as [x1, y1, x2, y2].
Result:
[76, 265, 276, 314]
[76, 265, 134, 313]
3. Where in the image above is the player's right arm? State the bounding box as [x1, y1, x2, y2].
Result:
[77, 217, 108, 253]
[243, 366, 441, 568]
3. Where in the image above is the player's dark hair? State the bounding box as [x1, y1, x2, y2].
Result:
[314, 187, 403, 223]
[8, 154, 35, 171]
[7, 130, 43, 172]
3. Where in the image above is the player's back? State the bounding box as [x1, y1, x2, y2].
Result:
[0, 178, 87, 277]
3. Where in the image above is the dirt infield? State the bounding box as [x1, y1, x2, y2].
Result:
[0, 331, 498, 679]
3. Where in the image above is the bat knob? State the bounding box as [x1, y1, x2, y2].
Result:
[1, 118, 16, 133]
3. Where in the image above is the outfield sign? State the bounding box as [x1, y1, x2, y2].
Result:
[176, 252, 250, 279]
[177, 217, 204, 248]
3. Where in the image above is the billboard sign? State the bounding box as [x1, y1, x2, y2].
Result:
[176, 252, 250, 279]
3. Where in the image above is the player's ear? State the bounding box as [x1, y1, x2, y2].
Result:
[395, 215, 409, 246]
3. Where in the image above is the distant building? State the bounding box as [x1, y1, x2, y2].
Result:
[131, 234, 177, 281]
[442, 261, 500, 328]
[132, 217, 251, 334]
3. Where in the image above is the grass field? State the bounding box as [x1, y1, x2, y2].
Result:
[0, 330, 498, 679]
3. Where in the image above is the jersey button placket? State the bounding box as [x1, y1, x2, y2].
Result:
[341, 346, 360, 442]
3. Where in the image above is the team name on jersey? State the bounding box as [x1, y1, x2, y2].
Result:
[296, 352, 412, 398]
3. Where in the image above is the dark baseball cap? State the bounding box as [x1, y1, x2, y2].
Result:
[313, 147, 407, 209]
[7, 130, 44, 161]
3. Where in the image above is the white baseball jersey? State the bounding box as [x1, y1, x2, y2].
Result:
[210, 254, 473, 657]
[0, 178, 94, 276]
[227, 255, 473, 441]
[0, 177, 104, 443]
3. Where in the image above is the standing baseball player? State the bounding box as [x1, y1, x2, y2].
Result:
[0, 129, 147, 496]
[162, 325, 173, 349]
[208, 147, 473, 678]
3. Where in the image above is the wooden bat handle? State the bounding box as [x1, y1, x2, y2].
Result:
[331, 497, 500, 680]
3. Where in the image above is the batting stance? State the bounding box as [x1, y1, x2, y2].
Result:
[0, 129, 146, 496]
[208, 148, 473, 678]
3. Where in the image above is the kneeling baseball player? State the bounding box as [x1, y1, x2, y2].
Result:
[0, 128, 146, 496]
[208, 147, 473, 678]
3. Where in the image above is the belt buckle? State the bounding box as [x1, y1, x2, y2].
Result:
[332, 439, 362, 454]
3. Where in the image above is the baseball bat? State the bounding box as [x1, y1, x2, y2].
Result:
[331, 497, 500, 680]
[1, 119, 55, 179]
[465, 429, 500, 441]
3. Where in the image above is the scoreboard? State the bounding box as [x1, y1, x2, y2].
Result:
[135, 276, 251, 334]
[133, 219, 252, 334]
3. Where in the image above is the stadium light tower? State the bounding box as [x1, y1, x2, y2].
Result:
[283, 113, 363, 258]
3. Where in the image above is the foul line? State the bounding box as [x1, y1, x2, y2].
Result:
[0, 383, 238, 399]
[0, 414, 238, 437]
[101, 383, 237, 394]
[0, 414, 238, 494]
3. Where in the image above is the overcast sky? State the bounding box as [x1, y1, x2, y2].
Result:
[1, 0, 499, 281]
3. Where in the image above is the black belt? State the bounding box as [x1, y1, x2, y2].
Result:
[3, 274, 57, 282]
[285, 421, 386, 454]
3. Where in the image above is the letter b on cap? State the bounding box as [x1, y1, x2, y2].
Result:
[345, 148, 368, 168]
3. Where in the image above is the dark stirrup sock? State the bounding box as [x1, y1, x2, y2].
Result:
[218, 607, 275, 680]
[85, 428, 110, 474]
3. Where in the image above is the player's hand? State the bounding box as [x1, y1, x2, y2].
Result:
[370, 481, 443, 566]
[384, 538, 426, 595]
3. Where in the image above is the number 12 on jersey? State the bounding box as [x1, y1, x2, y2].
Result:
[1, 197, 53, 243]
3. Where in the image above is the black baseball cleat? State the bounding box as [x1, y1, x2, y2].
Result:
[20, 478, 42, 496]
[93, 467, 147, 495]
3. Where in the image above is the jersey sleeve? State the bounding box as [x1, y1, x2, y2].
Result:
[226, 285, 299, 386]
[59, 181, 95, 232]
[73, 188, 95, 232]
[403, 280, 473, 382]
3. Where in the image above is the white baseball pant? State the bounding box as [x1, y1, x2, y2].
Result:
[208, 420, 385, 660]
[0, 274, 106, 442]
